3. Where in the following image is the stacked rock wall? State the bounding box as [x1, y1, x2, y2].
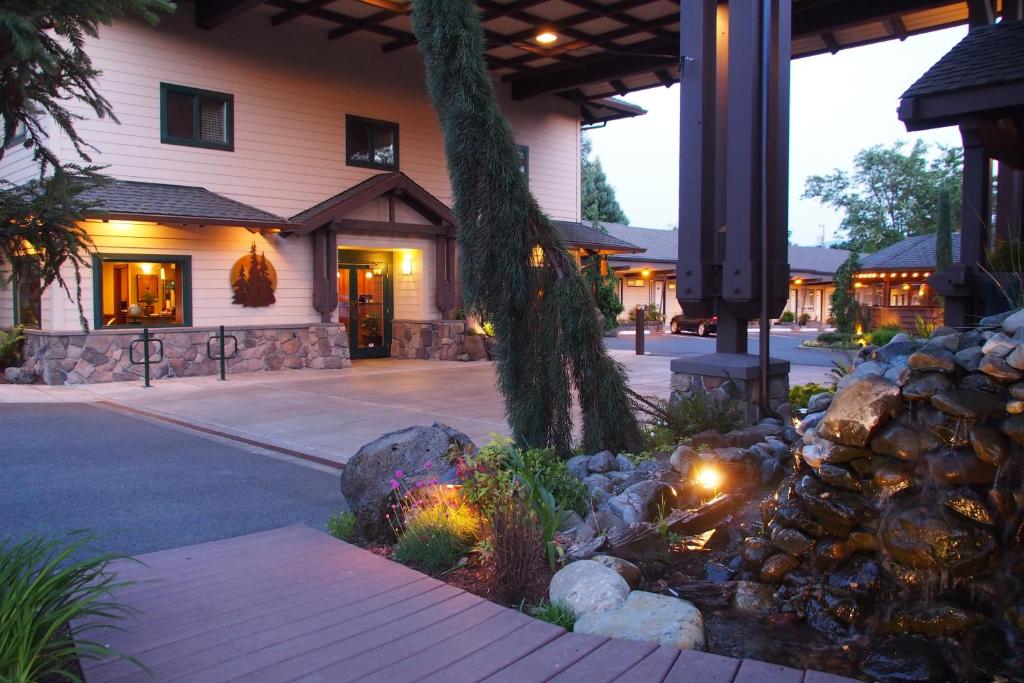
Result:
[7, 323, 350, 385]
[390, 319, 490, 361]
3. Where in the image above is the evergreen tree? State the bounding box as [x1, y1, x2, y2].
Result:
[232, 263, 249, 305]
[935, 188, 953, 273]
[830, 253, 861, 334]
[581, 136, 628, 228]
[0, 0, 171, 330]
[411, 0, 641, 455]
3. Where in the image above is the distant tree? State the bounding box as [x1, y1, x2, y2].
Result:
[935, 188, 953, 273]
[0, 0, 172, 330]
[804, 140, 962, 254]
[582, 136, 628, 228]
[830, 253, 861, 334]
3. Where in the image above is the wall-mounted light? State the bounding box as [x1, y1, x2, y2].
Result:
[793, 278, 803, 285]
[641, 268, 651, 278]
[401, 252, 413, 276]
[139, 263, 154, 274]
[535, 31, 558, 44]
[365, 270, 374, 280]
[530, 245, 545, 268]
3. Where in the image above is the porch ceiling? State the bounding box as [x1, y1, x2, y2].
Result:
[195, 0, 970, 105]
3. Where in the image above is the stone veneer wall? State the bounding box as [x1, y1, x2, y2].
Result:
[671, 371, 790, 425]
[390, 320, 490, 361]
[12, 323, 349, 385]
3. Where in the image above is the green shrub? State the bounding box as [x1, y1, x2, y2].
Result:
[788, 382, 834, 410]
[627, 304, 662, 322]
[326, 511, 359, 542]
[778, 311, 795, 323]
[797, 312, 811, 325]
[869, 324, 902, 347]
[0, 534, 145, 683]
[913, 315, 937, 339]
[392, 496, 481, 574]
[0, 325, 25, 370]
[631, 388, 743, 452]
[816, 331, 853, 344]
[527, 600, 575, 629]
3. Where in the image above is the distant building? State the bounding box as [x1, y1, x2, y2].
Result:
[854, 233, 956, 331]
[600, 222, 850, 326]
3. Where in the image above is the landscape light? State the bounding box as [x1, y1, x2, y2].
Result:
[536, 31, 558, 44]
[694, 465, 723, 493]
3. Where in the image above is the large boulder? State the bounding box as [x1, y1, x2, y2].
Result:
[817, 375, 902, 448]
[573, 591, 705, 650]
[549, 559, 630, 618]
[879, 504, 996, 576]
[339, 423, 473, 540]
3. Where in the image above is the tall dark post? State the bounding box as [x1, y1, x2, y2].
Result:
[673, 0, 791, 423]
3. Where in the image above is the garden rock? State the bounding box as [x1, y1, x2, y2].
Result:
[549, 560, 630, 618]
[670, 444, 699, 473]
[954, 346, 985, 372]
[607, 480, 671, 525]
[567, 455, 591, 479]
[1007, 344, 1024, 371]
[573, 591, 705, 650]
[931, 390, 1006, 420]
[4, 366, 35, 384]
[902, 373, 952, 401]
[591, 555, 642, 588]
[339, 423, 474, 540]
[615, 455, 637, 471]
[907, 348, 955, 373]
[797, 411, 824, 435]
[1002, 308, 1024, 336]
[806, 392, 834, 413]
[589, 450, 618, 473]
[817, 375, 902, 448]
[733, 581, 776, 612]
[979, 354, 1024, 381]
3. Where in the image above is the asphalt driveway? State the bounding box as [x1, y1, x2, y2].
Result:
[606, 328, 851, 367]
[0, 404, 344, 556]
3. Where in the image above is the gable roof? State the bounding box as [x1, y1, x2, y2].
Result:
[859, 233, 961, 270]
[80, 179, 289, 228]
[552, 221, 644, 254]
[788, 244, 852, 275]
[290, 172, 456, 233]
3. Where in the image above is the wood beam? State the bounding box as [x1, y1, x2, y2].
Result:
[967, 0, 996, 27]
[792, 0, 948, 38]
[271, 0, 337, 25]
[883, 16, 909, 41]
[654, 69, 676, 87]
[509, 47, 676, 100]
[333, 219, 454, 237]
[195, 0, 265, 29]
[610, 80, 629, 95]
[821, 32, 840, 54]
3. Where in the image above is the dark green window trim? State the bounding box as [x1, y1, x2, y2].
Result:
[92, 254, 193, 330]
[345, 114, 399, 171]
[160, 83, 234, 151]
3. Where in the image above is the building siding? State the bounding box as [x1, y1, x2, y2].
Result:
[59, 8, 581, 223]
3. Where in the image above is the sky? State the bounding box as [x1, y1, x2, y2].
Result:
[586, 27, 968, 246]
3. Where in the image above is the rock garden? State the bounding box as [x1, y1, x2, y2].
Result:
[332, 308, 1024, 682]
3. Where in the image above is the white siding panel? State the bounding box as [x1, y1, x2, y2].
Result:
[0, 271, 13, 327]
[63, 10, 581, 223]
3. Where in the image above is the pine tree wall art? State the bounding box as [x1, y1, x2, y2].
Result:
[230, 243, 277, 307]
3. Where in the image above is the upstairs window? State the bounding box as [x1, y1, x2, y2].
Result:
[346, 115, 398, 171]
[161, 83, 233, 150]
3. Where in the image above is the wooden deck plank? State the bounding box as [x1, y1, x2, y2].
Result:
[734, 658, 806, 683]
[173, 585, 468, 683]
[615, 646, 681, 682]
[665, 650, 742, 683]
[417, 619, 566, 683]
[306, 599, 509, 681]
[357, 611, 536, 683]
[78, 527, 862, 683]
[481, 632, 610, 683]
[547, 637, 659, 683]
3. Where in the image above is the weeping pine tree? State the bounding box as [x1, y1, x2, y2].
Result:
[935, 188, 953, 273]
[410, 0, 641, 455]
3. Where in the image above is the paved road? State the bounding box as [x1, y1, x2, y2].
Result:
[606, 329, 853, 367]
[1, 404, 344, 556]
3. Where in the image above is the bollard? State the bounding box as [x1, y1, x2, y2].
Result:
[635, 305, 645, 355]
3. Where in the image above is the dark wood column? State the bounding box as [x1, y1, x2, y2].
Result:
[434, 234, 459, 318]
[312, 226, 338, 323]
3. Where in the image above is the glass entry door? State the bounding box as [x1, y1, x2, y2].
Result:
[338, 252, 393, 359]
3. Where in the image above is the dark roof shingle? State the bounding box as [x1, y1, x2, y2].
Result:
[81, 179, 287, 227]
[553, 221, 643, 253]
[901, 19, 1024, 99]
[858, 233, 961, 270]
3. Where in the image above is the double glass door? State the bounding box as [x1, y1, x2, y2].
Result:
[338, 254, 393, 359]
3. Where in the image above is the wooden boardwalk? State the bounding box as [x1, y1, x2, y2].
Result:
[81, 525, 858, 682]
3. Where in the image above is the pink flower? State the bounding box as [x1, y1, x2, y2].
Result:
[395, 469, 405, 479]
[424, 461, 433, 470]
[390, 478, 400, 490]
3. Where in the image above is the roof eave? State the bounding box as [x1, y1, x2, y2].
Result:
[899, 80, 1024, 131]
[84, 210, 295, 230]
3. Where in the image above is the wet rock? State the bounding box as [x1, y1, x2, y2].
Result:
[870, 416, 942, 461]
[872, 463, 918, 493]
[759, 458, 785, 487]
[931, 389, 1006, 420]
[927, 450, 997, 486]
[732, 581, 775, 612]
[607, 480, 671, 525]
[980, 309, 1013, 329]
[907, 347, 955, 373]
[979, 354, 1024, 381]
[847, 531, 878, 552]
[775, 502, 827, 538]
[741, 536, 773, 570]
[883, 359, 912, 386]
[688, 423, 782, 449]
[573, 591, 705, 650]
[806, 392, 834, 413]
[549, 559, 630, 618]
[801, 444, 823, 469]
[759, 553, 799, 583]
[567, 455, 591, 479]
[969, 424, 1010, 465]
[1010, 381, 1024, 400]
[901, 372, 952, 401]
[828, 557, 882, 594]
[879, 504, 996, 575]
[1007, 343, 1024, 371]
[590, 555, 642, 589]
[705, 561, 734, 582]
[879, 604, 984, 637]
[942, 489, 994, 526]
[813, 539, 851, 567]
[818, 440, 873, 464]
[1009, 399, 1024, 414]
[817, 375, 902, 448]
[957, 371, 1003, 393]
[589, 450, 618, 473]
[954, 345, 984, 372]
[817, 463, 862, 492]
[771, 526, 814, 556]
[861, 637, 955, 682]
[981, 332, 1018, 357]
[1000, 414, 1024, 445]
[794, 475, 871, 537]
[796, 411, 824, 435]
[875, 339, 918, 361]
[851, 360, 887, 379]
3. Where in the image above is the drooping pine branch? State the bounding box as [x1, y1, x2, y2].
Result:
[411, 0, 641, 455]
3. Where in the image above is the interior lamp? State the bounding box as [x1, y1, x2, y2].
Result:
[535, 31, 558, 44]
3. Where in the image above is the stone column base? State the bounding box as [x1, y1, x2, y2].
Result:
[670, 353, 791, 425]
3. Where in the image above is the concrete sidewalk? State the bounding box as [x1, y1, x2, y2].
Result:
[0, 352, 831, 464]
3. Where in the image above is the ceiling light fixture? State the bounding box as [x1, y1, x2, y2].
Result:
[536, 31, 558, 44]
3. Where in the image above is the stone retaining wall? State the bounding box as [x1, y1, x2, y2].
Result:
[390, 319, 491, 361]
[8, 323, 350, 385]
[671, 370, 790, 425]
